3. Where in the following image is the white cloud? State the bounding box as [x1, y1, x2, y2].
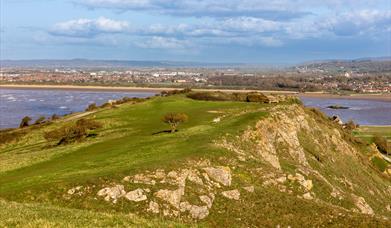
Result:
[50, 17, 129, 37]
[136, 36, 192, 49]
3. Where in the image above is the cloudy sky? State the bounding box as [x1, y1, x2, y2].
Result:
[1, 0, 390, 63]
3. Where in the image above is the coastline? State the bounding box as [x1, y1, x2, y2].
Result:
[0, 84, 296, 94]
[1, 84, 390, 102]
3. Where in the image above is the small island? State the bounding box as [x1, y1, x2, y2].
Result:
[327, 105, 349, 109]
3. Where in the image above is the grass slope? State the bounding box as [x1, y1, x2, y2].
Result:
[0, 95, 390, 227]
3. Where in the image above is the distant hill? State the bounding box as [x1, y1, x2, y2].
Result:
[296, 57, 391, 73]
[0, 59, 245, 69]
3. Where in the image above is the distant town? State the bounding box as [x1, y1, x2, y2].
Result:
[1, 59, 390, 93]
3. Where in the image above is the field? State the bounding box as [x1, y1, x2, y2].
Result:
[354, 126, 391, 143]
[1, 94, 390, 227]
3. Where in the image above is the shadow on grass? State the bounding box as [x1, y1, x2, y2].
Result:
[152, 129, 178, 135]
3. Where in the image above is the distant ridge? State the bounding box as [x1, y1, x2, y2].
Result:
[0, 59, 246, 68]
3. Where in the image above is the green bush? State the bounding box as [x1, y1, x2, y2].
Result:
[85, 103, 98, 111]
[34, 116, 46, 125]
[0, 129, 27, 145]
[161, 88, 192, 96]
[373, 134, 389, 155]
[246, 92, 270, 103]
[44, 119, 102, 145]
[371, 156, 388, 172]
[19, 116, 32, 128]
[187, 91, 232, 101]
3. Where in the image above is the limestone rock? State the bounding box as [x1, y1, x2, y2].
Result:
[132, 174, 156, 185]
[203, 166, 232, 186]
[188, 170, 204, 185]
[189, 205, 209, 220]
[147, 201, 160, 214]
[67, 186, 82, 195]
[97, 185, 126, 203]
[353, 195, 374, 215]
[179, 201, 192, 212]
[221, 189, 240, 200]
[243, 186, 255, 193]
[199, 195, 213, 208]
[154, 188, 184, 208]
[125, 188, 147, 202]
[302, 192, 313, 200]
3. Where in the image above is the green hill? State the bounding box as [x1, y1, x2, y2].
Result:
[0, 94, 390, 227]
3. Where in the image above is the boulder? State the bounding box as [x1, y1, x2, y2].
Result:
[125, 188, 147, 202]
[154, 188, 184, 208]
[242, 186, 255, 193]
[203, 166, 232, 186]
[221, 189, 240, 200]
[147, 201, 160, 214]
[189, 205, 209, 220]
[97, 185, 126, 203]
[199, 195, 213, 208]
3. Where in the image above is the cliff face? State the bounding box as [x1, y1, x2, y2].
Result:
[218, 104, 391, 217]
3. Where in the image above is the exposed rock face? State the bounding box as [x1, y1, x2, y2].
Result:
[132, 174, 156, 185]
[353, 195, 374, 215]
[188, 205, 209, 220]
[67, 186, 82, 195]
[125, 188, 147, 202]
[147, 201, 160, 214]
[154, 188, 184, 209]
[222, 189, 240, 200]
[243, 186, 255, 193]
[97, 185, 126, 203]
[199, 195, 213, 208]
[203, 166, 232, 186]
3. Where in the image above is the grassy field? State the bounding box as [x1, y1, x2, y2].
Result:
[1, 94, 390, 227]
[354, 125, 391, 143]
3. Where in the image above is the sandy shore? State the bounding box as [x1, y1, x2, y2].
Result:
[1, 84, 390, 101]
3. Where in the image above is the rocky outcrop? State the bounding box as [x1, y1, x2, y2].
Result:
[97, 185, 126, 203]
[94, 164, 251, 220]
[203, 166, 232, 186]
[221, 189, 240, 200]
[125, 188, 147, 202]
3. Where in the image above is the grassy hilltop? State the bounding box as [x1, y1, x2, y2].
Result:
[0, 92, 390, 227]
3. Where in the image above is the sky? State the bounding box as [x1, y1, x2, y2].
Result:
[0, 0, 390, 64]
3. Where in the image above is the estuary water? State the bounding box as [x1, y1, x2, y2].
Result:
[300, 96, 391, 126]
[0, 88, 155, 129]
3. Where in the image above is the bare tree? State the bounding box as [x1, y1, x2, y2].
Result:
[162, 113, 188, 133]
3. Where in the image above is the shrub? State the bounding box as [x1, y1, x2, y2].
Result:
[371, 156, 388, 172]
[19, 116, 32, 128]
[344, 120, 359, 130]
[100, 102, 112, 108]
[373, 134, 389, 155]
[34, 116, 46, 125]
[0, 129, 27, 145]
[44, 119, 102, 145]
[86, 103, 98, 111]
[246, 92, 270, 103]
[162, 113, 188, 133]
[161, 88, 192, 96]
[187, 91, 231, 101]
[51, 114, 60, 120]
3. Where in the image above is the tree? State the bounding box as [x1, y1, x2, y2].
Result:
[34, 116, 46, 125]
[162, 113, 188, 133]
[19, 116, 32, 128]
[86, 103, 98, 111]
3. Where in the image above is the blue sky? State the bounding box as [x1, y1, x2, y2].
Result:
[1, 0, 390, 64]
